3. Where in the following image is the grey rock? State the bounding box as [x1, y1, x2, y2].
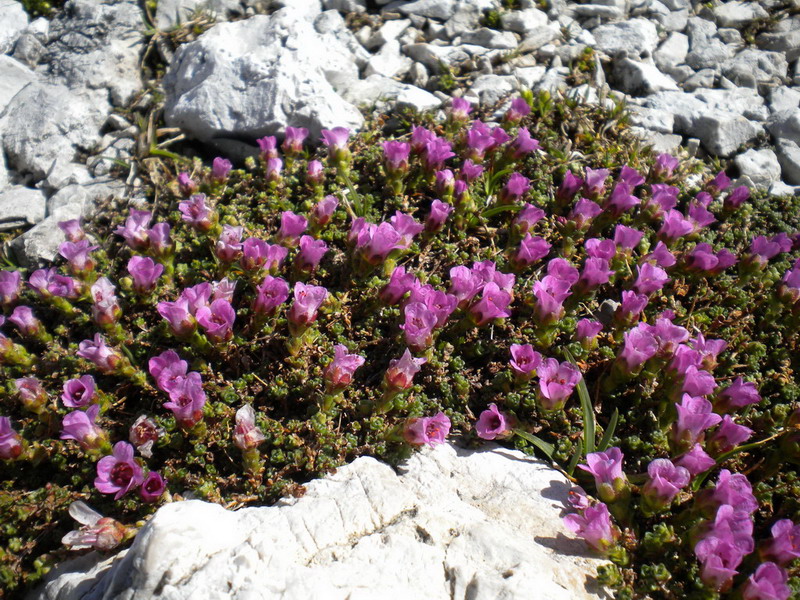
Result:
[322, 0, 367, 12]
[354, 25, 372, 47]
[644, 90, 708, 131]
[270, 0, 323, 20]
[0, 55, 35, 115]
[2, 83, 107, 181]
[660, 0, 688, 9]
[47, 184, 89, 214]
[467, 74, 518, 105]
[770, 87, 800, 114]
[713, 1, 768, 28]
[45, 0, 144, 107]
[366, 18, 411, 50]
[734, 148, 782, 191]
[769, 180, 800, 196]
[393, 85, 442, 112]
[12, 32, 46, 67]
[315, 11, 371, 70]
[404, 43, 470, 72]
[43, 162, 93, 192]
[399, 26, 423, 46]
[574, 4, 624, 18]
[663, 64, 695, 83]
[155, 0, 242, 30]
[24, 16, 49, 41]
[460, 28, 518, 49]
[409, 61, 429, 87]
[566, 84, 599, 105]
[397, 0, 457, 20]
[757, 29, 800, 63]
[717, 28, 743, 45]
[628, 105, 675, 133]
[0, 186, 46, 231]
[500, 8, 549, 34]
[10, 203, 83, 267]
[722, 49, 789, 89]
[693, 113, 762, 157]
[592, 18, 659, 58]
[654, 32, 689, 73]
[340, 74, 431, 111]
[776, 139, 800, 185]
[694, 87, 770, 121]
[655, 8, 689, 33]
[683, 68, 717, 92]
[613, 58, 680, 95]
[0, 0, 28, 54]
[686, 15, 716, 42]
[163, 11, 364, 144]
[686, 39, 732, 71]
[364, 40, 412, 78]
[768, 109, 800, 145]
[518, 26, 560, 53]
[32, 445, 607, 600]
[535, 66, 569, 94]
[514, 65, 547, 88]
[443, 5, 481, 38]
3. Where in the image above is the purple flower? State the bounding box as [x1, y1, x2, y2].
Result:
[658, 210, 694, 244]
[531, 276, 572, 324]
[410, 126, 435, 154]
[643, 241, 676, 268]
[196, 298, 235, 343]
[651, 153, 679, 180]
[60, 405, 106, 451]
[211, 157, 232, 181]
[499, 173, 530, 204]
[681, 365, 718, 397]
[114, 209, 152, 251]
[311, 195, 338, 227]
[380, 266, 417, 306]
[401, 302, 437, 351]
[475, 403, 512, 440]
[306, 160, 324, 184]
[295, 235, 328, 272]
[641, 458, 690, 513]
[383, 140, 411, 174]
[59, 239, 98, 275]
[614, 225, 644, 251]
[95, 441, 144, 499]
[321, 127, 350, 151]
[650, 317, 689, 357]
[585, 238, 616, 261]
[14, 377, 48, 414]
[179, 194, 215, 232]
[569, 198, 602, 230]
[177, 172, 197, 196]
[674, 443, 716, 477]
[508, 127, 540, 159]
[127, 256, 164, 294]
[266, 157, 283, 182]
[426, 200, 453, 233]
[163, 371, 206, 429]
[645, 183, 679, 217]
[509, 344, 542, 380]
[762, 520, 800, 566]
[282, 126, 308, 155]
[28, 268, 76, 300]
[619, 165, 645, 188]
[149, 350, 188, 395]
[514, 203, 545, 234]
[605, 182, 639, 217]
[157, 298, 195, 337]
[0, 270, 22, 306]
[62, 375, 96, 408]
[78, 334, 122, 374]
[147, 222, 173, 258]
[537, 358, 582, 411]
[707, 415, 753, 455]
[617, 290, 649, 324]
[557, 171, 584, 204]
[708, 170, 732, 195]
[577, 257, 614, 292]
[618, 323, 658, 373]
[385, 348, 426, 390]
[390, 212, 424, 249]
[672, 394, 722, 449]
[256, 135, 278, 160]
[505, 96, 531, 123]
[129, 415, 163, 459]
[702, 470, 759, 516]
[140, 472, 167, 503]
[563, 502, 619, 553]
[469, 282, 512, 326]
[424, 138, 455, 172]
[686, 243, 737, 274]
[633, 263, 669, 295]
[583, 167, 610, 199]
[717, 377, 761, 412]
[8, 305, 43, 338]
[233, 404, 266, 451]
[58, 219, 85, 242]
[61, 501, 127, 551]
[435, 170, 454, 203]
[215, 225, 244, 262]
[288, 282, 327, 328]
[448, 265, 481, 307]
[252, 275, 290, 316]
[90, 277, 121, 326]
[449, 97, 473, 121]
[695, 533, 747, 592]
[576, 319, 603, 344]
[742, 563, 791, 600]
[277, 211, 308, 246]
[404, 412, 451, 447]
[747, 234, 792, 269]
[513, 234, 551, 268]
[0, 417, 23, 459]
[460, 159, 484, 184]
[725, 185, 750, 210]
[578, 447, 627, 502]
[325, 344, 365, 393]
[465, 121, 496, 162]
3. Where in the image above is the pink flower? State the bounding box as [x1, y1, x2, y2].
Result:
[513, 234, 551, 268]
[77, 334, 122, 374]
[282, 126, 308, 155]
[140, 472, 167, 503]
[401, 302, 437, 351]
[266, 157, 283, 182]
[576, 319, 603, 344]
[385, 348, 426, 391]
[537, 358, 582, 411]
[14, 377, 48, 413]
[672, 394, 722, 450]
[761, 520, 800, 566]
[563, 502, 620, 553]
[163, 371, 206, 429]
[742, 562, 791, 600]
[404, 412, 451, 447]
[114, 209, 152, 251]
[129, 415, 163, 459]
[707, 415, 753, 455]
[380, 266, 417, 305]
[0, 416, 23, 459]
[287, 282, 327, 327]
[95, 441, 144, 500]
[127, 256, 164, 294]
[426, 200, 453, 233]
[475, 404, 511, 440]
[312, 195, 338, 227]
[306, 160, 324, 184]
[177, 172, 197, 196]
[499, 173, 530, 204]
[211, 157, 232, 181]
[252, 276, 290, 316]
[8, 305, 44, 338]
[58, 239, 98, 274]
[295, 235, 328, 272]
[505, 97, 531, 123]
[641, 458, 690, 513]
[0, 270, 22, 306]
[61, 501, 127, 551]
[62, 375, 96, 408]
[157, 297, 195, 338]
[257, 136, 278, 160]
[215, 225, 243, 263]
[509, 344, 542, 380]
[469, 282, 512, 326]
[196, 298, 236, 343]
[578, 447, 628, 503]
[383, 140, 411, 174]
[651, 153, 679, 180]
[277, 211, 308, 246]
[321, 127, 350, 151]
[449, 97, 473, 121]
[179, 194, 216, 232]
[325, 345, 365, 393]
[62, 406, 107, 451]
[58, 219, 85, 242]
[233, 404, 266, 451]
[148, 349, 189, 395]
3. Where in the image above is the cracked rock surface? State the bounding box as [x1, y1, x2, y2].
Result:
[32, 444, 606, 600]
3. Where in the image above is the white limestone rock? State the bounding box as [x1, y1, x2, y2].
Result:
[769, 180, 800, 197]
[613, 58, 680, 96]
[734, 148, 782, 191]
[514, 65, 547, 88]
[155, 0, 242, 29]
[0, 186, 46, 231]
[713, 1, 768, 29]
[32, 445, 607, 600]
[776, 139, 800, 185]
[629, 127, 683, 154]
[364, 40, 412, 78]
[757, 29, 800, 63]
[722, 49, 789, 89]
[591, 18, 659, 58]
[162, 10, 364, 144]
[518, 26, 561, 52]
[693, 88, 769, 122]
[500, 8, 549, 34]
[0, 0, 28, 54]
[467, 74, 519, 105]
[366, 18, 411, 50]
[0, 55, 35, 115]
[404, 43, 470, 72]
[323, 0, 367, 12]
[694, 113, 762, 157]
[396, 0, 458, 20]
[769, 87, 800, 114]
[1, 83, 108, 181]
[654, 32, 689, 73]
[461, 28, 518, 49]
[768, 108, 800, 145]
[45, 0, 144, 107]
[628, 105, 675, 134]
[9, 203, 83, 267]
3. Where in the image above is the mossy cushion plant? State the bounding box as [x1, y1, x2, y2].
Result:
[1, 92, 799, 599]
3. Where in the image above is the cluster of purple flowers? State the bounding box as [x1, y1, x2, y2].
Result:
[509, 344, 582, 411]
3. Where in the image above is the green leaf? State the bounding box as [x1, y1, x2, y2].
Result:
[598, 408, 619, 451]
[513, 429, 555, 460]
[481, 203, 523, 220]
[566, 438, 583, 476]
[564, 348, 595, 456]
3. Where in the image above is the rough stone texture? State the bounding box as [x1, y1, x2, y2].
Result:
[722, 49, 789, 89]
[628, 105, 675, 134]
[163, 10, 364, 144]
[32, 445, 606, 600]
[155, 0, 243, 30]
[757, 29, 800, 63]
[396, 0, 457, 20]
[629, 127, 683, 153]
[460, 28, 518, 50]
[734, 148, 782, 191]
[1, 83, 108, 181]
[694, 113, 762, 157]
[404, 43, 470, 72]
[768, 108, 800, 145]
[467, 74, 519, 105]
[500, 8, 548, 34]
[776, 139, 800, 185]
[10, 204, 83, 267]
[613, 58, 680, 96]
[0, 55, 36, 114]
[713, 0, 768, 28]
[341, 74, 440, 112]
[0, 0, 28, 54]
[591, 18, 659, 58]
[654, 32, 689, 73]
[364, 40, 412, 78]
[769, 87, 800, 114]
[45, 0, 144, 107]
[0, 186, 46, 231]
